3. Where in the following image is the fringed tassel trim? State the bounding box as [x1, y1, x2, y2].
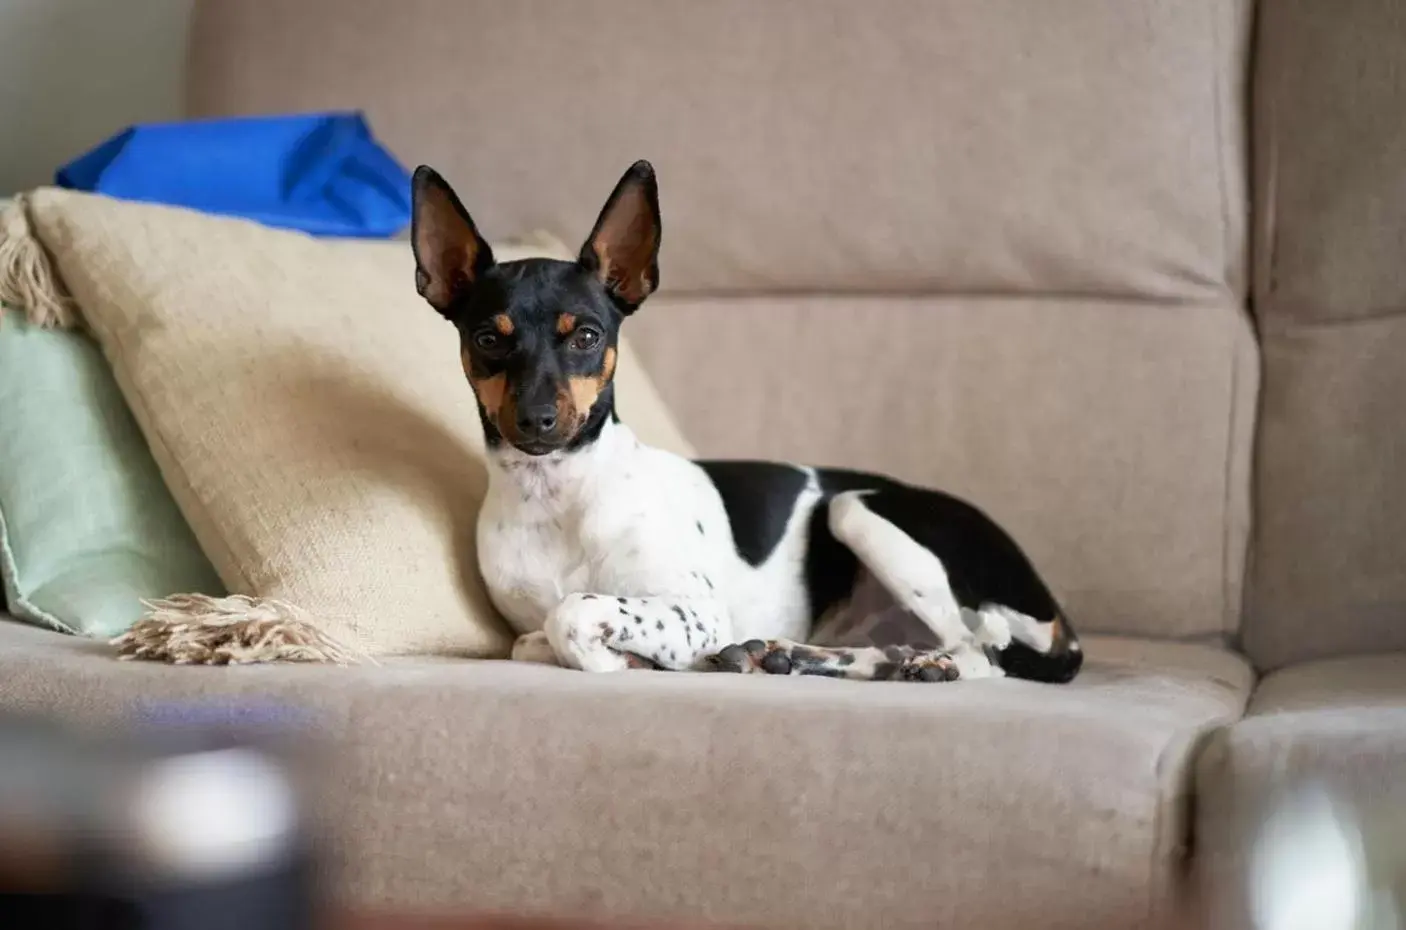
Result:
[112, 594, 371, 666]
[0, 194, 76, 329]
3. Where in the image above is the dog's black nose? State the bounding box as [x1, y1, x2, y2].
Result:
[516, 404, 558, 437]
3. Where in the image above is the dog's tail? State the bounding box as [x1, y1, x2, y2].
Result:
[994, 611, 1083, 683]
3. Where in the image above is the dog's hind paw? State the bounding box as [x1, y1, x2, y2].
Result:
[896, 649, 962, 682]
[703, 640, 967, 682]
[704, 639, 790, 675]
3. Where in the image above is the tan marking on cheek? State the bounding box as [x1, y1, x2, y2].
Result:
[556, 312, 577, 335]
[497, 388, 520, 442]
[554, 385, 579, 433]
[493, 314, 514, 336]
[567, 375, 606, 420]
[469, 370, 507, 420]
[562, 346, 617, 422]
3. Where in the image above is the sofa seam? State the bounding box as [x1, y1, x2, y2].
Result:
[1241, 0, 1277, 667]
[1259, 307, 1406, 333]
[651, 288, 1231, 308]
[1208, 0, 1235, 301]
[1220, 318, 1243, 641]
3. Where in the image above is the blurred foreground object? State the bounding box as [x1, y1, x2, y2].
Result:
[1252, 781, 1405, 930]
[54, 112, 412, 238]
[0, 707, 319, 929]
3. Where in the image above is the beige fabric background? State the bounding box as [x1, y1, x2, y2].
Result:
[1245, 0, 1406, 669]
[26, 189, 693, 657]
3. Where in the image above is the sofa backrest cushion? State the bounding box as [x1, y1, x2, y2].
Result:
[1245, 0, 1406, 670]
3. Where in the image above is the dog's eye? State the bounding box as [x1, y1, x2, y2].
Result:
[473, 332, 502, 352]
[569, 327, 601, 351]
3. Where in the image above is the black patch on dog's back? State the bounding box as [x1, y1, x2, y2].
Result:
[695, 461, 809, 566]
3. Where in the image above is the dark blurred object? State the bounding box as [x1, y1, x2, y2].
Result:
[0, 708, 319, 930]
[54, 112, 412, 238]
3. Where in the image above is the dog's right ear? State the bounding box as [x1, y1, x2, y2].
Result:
[411, 166, 495, 318]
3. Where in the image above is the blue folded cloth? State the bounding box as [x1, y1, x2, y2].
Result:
[56, 112, 412, 238]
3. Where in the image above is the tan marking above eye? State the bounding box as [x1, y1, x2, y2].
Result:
[557, 312, 577, 335]
[496, 383, 520, 442]
[493, 314, 514, 336]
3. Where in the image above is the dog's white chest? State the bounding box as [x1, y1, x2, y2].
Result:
[476, 421, 815, 644]
[475, 422, 687, 633]
[476, 498, 586, 632]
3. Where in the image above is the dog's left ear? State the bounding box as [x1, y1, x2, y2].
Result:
[578, 160, 661, 313]
[411, 166, 495, 318]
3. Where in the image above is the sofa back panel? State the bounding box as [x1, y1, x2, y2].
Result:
[187, 0, 1251, 301]
[626, 294, 1257, 641]
[1246, 0, 1406, 670]
[186, 0, 1260, 642]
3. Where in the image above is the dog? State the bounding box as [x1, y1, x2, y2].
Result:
[409, 160, 1083, 684]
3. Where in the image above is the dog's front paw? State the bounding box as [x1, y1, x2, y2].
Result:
[545, 594, 634, 672]
[511, 630, 558, 665]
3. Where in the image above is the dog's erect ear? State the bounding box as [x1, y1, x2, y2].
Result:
[411, 166, 495, 318]
[578, 160, 661, 313]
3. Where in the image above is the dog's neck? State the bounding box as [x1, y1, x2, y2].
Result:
[485, 415, 639, 507]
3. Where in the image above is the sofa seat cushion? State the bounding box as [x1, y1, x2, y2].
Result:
[1196, 654, 1406, 930]
[0, 618, 1251, 930]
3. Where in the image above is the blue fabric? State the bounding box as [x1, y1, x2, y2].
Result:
[55, 112, 412, 238]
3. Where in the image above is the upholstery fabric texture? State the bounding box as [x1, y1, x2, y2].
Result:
[187, 0, 1252, 302]
[23, 188, 693, 657]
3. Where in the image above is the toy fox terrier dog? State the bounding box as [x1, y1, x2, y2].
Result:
[410, 161, 1082, 683]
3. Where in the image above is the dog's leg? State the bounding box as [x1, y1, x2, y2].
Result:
[706, 638, 971, 681]
[825, 491, 1006, 678]
[544, 593, 729, 672]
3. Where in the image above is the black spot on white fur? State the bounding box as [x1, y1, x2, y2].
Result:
[695, 461, 809, 566]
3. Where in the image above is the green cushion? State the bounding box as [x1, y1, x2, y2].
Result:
[0, 312, 223, 637]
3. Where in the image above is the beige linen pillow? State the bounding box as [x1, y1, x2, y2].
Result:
[9, 189, 694, 661]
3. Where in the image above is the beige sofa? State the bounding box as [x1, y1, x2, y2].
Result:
[3, 2, 1403, 928]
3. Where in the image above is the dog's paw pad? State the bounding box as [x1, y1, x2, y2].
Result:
[705, 639, 792, 675]
[899, 652, 962, 682]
